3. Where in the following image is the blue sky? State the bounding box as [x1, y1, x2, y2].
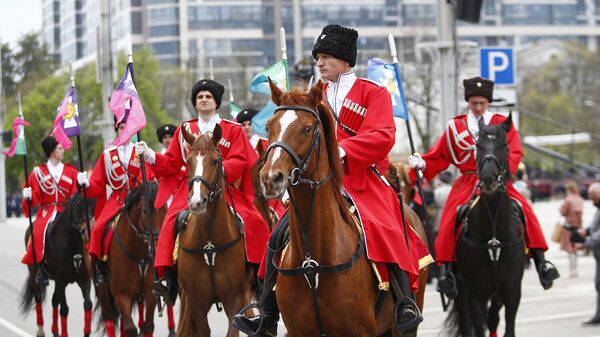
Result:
[0, 0, 42, 47]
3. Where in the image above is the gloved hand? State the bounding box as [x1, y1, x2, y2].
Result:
[77, 172, 89, 187]
[135, 141, 155, 163]
[23, 187, 32, 200]
[408, 153, 426, 170]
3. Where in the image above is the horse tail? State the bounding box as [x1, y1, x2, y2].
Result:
[94, 287, 120, 335]
[19, 273, 47, 316]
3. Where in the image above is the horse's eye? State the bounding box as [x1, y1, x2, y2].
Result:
[212, 159, 218, 165]
[304, 126, 313, 135]
[265, 126, 269, 133]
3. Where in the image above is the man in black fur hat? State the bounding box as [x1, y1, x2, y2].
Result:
[234, 24, 430, 336]
[408, 76, 559, 299]
[21, 137, 81, 285]
[156, 124, 176, 154]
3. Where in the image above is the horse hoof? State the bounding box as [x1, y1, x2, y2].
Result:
[53, 333, 59, 337]
[168, 331, 175, 337]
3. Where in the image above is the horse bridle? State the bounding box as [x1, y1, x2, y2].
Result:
[181, 147, 243, 311]
[264, 105, 328, 187]
[463, 137, 521, 263]
[187, 149, 224, 205]
[266, 104, 364, 337]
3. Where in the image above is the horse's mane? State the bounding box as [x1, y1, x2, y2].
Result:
[123, 181, 158, 212]
[284, 87, 353, 224]
[191, 133, 216, 155]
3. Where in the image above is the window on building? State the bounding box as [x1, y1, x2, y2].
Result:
[151, 41, 179, 55]
[131, 11, 143, 34]
[149, 24, 179, 37]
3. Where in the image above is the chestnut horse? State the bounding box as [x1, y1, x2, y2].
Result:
[96, 182, 171, 337]
[387, 162, 414, 205]
[251, 141, 279, 229]
[175, 125, 254, 337]
[260, 81, 428, 337]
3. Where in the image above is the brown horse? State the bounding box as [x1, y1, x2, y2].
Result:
[259, 80, 428, 337]
[251, 140, 279, 229]
[96, 182, 170, 337]
[175, 125, 254, 337]
[387, 161, 414, 205]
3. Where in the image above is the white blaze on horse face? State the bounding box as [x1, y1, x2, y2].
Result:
[269, 110, 298, 177]
[190, 153, 205, 207]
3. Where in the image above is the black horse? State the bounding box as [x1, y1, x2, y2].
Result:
[446, 113, 526, 337]
[20, 192, 95, 337]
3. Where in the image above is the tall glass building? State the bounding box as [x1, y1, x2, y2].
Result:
[42, 0, 600, 95]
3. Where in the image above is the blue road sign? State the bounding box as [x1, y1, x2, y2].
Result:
[480, 48, 515, 85]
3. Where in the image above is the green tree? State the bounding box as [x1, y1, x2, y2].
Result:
[1, 42, 18, 103]
[14, 32, 57, 95]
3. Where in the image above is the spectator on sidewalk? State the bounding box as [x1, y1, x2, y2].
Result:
[560, 181, 584, 278]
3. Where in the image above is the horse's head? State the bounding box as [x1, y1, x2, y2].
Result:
[476, 113, 512, 194]
[181, 124, 223, 215]
[260, 79, 343, 198]
[123, 182, 161, 244]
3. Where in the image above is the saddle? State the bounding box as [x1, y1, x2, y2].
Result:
[454, 195, 526, 236]
[99, 214, 121, 262]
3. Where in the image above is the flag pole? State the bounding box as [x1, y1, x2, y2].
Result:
[70, 62, 92, 241]
[388, 34, 436, 259]
[19, 93, 40, 284]
[127, 51, 164, 316]
[280, 27, 290, 90]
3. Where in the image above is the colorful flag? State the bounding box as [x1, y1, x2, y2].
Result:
[367, 58, 409, 120]
[51, 86, 80, 150]
[249, 60, 289, 137]
[109, 62, 146, 146]
[230, 101, 242, 119]
[2, 115, 30, 157]
[249, 59, 289, 95]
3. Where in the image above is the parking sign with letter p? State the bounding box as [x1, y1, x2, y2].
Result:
[480, 48, 515, 85]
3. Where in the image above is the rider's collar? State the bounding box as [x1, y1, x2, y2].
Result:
[326, 71, 356, 114]
[198, 113, 221, 134]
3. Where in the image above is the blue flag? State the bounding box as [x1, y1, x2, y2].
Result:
[367, 58, 409, 120]
[249, 60, 289, 137]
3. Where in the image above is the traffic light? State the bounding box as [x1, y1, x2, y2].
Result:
[456, 0, 484, 23]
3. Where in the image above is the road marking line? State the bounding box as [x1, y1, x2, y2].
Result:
[0, 316, 34, 337]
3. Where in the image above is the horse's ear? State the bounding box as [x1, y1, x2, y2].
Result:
[256, 138, 264, 155]
[502, 112, 513, 132]
[308, 80, 324, 108]
[212, 124, 222, 146]
[181, 124, 196, 146]
[269, 77, 285, 106]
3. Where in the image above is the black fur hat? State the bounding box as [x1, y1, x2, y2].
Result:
[312, 25, 358, 67]
[236, 108, 258, 124]
[156, 124, 177, 142]
[41, 136, 59, 158]
[463, 76, 494, 102]
[191, 79, 225, 109]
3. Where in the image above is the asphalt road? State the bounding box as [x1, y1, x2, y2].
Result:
[0, 199, 598, 337]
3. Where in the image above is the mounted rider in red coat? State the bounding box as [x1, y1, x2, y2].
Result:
[78, 117, 154, 286]
[408, 76, 560, 298]
[135, 79, 271, 302]
[22, 136, 81, 285]
[234, 24, 432, 337]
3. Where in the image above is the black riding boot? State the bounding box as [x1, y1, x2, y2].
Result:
[153, 266, 178, 305]
[390, 266, 423, 335]
[233, 290, 279, 337]
[531, 248, 560, 290]
[436, 262, 457, 299]
[233, 214, 287, 337]
[94, 260, 108, 287]
[35, 265, 49, 286]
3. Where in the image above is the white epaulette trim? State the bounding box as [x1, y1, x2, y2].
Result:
[361, 77, 383, 87]
[221, 119, 241, 126]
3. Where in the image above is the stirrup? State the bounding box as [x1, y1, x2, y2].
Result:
[394, 297, 423, 335]
[436, 272, 457, 299]
[232, 302, 276, 337]
[538, 261, 560, 290]
[153, 277, 170, 296]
